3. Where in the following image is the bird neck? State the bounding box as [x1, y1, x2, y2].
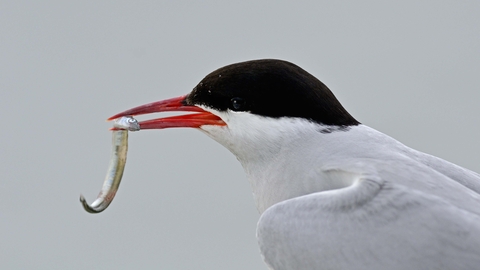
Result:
[202, 113, 362, 213]
[236, 126, 354, 213]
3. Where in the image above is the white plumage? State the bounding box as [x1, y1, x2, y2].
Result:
[202, 112, 480, 269]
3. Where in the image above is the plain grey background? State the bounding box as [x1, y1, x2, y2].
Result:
[1, 1, 479, 269]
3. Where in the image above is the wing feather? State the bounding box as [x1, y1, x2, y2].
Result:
[258, 175, 480, 270]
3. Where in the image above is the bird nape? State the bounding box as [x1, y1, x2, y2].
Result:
[86, 59, 480, 270]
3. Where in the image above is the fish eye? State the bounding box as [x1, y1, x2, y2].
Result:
[230, 97, 246, 111]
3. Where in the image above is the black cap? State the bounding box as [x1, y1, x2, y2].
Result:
[186, 59, 360, 126]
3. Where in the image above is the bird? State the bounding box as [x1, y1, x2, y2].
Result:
[109, 59, 480, 270]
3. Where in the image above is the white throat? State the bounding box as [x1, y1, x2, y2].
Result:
[200, 109, 357, 213]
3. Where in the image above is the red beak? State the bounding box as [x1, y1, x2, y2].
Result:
[108, 95, 226, 130]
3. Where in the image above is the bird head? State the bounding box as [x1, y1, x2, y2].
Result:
[109, 59, 359, 162]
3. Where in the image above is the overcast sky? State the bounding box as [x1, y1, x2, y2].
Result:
[1, 1, 479, 269]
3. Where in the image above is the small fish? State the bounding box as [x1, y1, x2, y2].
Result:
[80, 116, 139, 213]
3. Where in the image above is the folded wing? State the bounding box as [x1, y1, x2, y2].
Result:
[258, 171, 480, 270]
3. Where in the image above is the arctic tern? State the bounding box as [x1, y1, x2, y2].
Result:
[108, 59, 480, 270]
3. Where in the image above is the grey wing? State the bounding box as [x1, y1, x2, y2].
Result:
[257, 176, 480, 270]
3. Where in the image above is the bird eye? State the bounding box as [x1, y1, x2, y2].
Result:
[230, 97, 246, 111]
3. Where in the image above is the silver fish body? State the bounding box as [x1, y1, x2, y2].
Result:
[80, 116, 138, 213]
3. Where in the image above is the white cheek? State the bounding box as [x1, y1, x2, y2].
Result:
[199, 111, 233, 148]
[198, 109, 259, 156]
[200, 124, 228, 139]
